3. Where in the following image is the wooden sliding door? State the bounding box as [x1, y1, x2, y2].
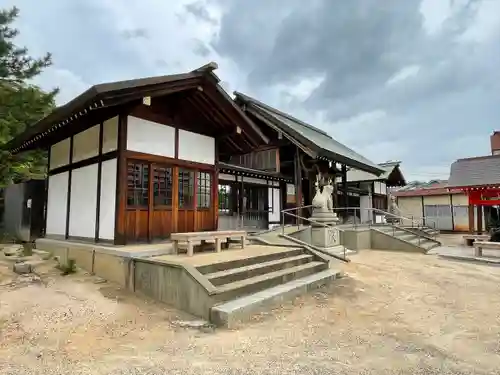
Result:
[126, 160, 149, 242]
[177, 168, 195, 233]
[124, 158, 216, 242]
[149, 164, 173, 239]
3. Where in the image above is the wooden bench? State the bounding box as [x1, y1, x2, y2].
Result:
[473, 241, 500, 257]
[171, 230, 246, 257]
[463, 234, 490, 247]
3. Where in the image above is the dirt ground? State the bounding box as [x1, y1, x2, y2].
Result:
[1, 250, 500, 375]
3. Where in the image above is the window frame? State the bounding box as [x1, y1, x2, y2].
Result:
[197, 171, 212, 210]
[126, 160, 150, 208]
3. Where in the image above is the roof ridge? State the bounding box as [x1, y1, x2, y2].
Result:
[234, 91, 330, 137]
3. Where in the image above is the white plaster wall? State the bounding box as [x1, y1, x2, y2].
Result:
[69, 164, 98, 238]
[73, 124, 99, 163]
[102, 116, 118, 153]
[374, 182, 381, 195]
[99, 159, 117, 240]
[268, 187, 281, 222]
[178, 129, 215, 164]
[127, 116, 175, 158]
[46, 172, 68, 236]
[49, 138, 70, 170]
[360, 195, 372, 223]
[379, 182, 387, 195]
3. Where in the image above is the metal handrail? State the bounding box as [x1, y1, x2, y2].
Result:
[280, 210, 348, 261]
[281, 205, 440, 241]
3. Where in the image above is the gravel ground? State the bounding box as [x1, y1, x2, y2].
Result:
[1, 250, 500, 375]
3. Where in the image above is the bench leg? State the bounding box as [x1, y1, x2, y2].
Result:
[241, 235, 246, 249]
[215, 238, 222, 253]
[475, 246, 483, 257]
[187, 241, 194, 257]
[172, 241, 178, 255]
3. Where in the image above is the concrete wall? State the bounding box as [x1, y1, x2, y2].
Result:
[396, 196, 422, 225]
[370, 230, 426, 253]
[36, 238, 129, 286]
[339, 229, 371, 250]
[134, 260, 214, 319]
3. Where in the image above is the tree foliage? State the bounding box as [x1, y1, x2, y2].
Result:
[0, 6, 58, 186]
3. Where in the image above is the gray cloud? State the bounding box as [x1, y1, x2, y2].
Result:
[121, 28, 150, 40]
[184, 1, 217, 25]
[192, 39, 211, 57]
[212, 0, 500, 180]
[5, 0, 500, 181]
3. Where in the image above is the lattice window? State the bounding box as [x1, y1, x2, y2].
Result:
[153, 165, 173, 206]
[197, 171, 212, 209]
[127, 161, 149, 207]
[178, 168, 194, 208]
[218, 184, 231, 214]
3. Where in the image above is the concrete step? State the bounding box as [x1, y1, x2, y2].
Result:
[213, 261, 328, 302]
[210, 268, 341, 328]
[196, 248, 305, 275]
[206, 254, 314, 286]
[395, 233, 418, 241]
[419, 241, 441, 251]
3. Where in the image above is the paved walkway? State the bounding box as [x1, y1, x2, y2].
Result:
[429, 234, 500, 265]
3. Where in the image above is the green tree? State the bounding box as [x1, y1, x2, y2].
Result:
[0, 6, 58, 186]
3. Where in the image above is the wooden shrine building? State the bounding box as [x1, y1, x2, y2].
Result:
[448, 154, 500, 233]
[5, 63, 269, 245]
[228, 92, 385, 225]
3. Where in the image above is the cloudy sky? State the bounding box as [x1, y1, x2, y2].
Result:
[3, 0, 500, 181]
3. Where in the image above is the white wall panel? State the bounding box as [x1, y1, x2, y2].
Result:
[73, 124, 99, 163]
[178, 129, 215, 165]
[268, 187, 281, 222]
[46, 172, 68, 236]
[102, 116, 118, 153]
[99, 159, 117, 240]
[49, 138, 70, 170]
[360, 195, 372, 223]
[69, 164, 98, 238]
[127, 116, 175, 158]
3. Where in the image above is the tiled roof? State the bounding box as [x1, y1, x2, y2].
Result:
[347, 161, 404, 183]
[234, 92, 384, 175]
[448, 154, 500, 188]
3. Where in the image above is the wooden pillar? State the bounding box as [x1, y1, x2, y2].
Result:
[213, 139, 219, 231]
[477, 204, 483, 234]
[293, 147, 302, 223]
[43, 146, 51, 237]
[341, 164, 348, 208]
[114, 113, 128, 245]
[468, 203, 475, 234]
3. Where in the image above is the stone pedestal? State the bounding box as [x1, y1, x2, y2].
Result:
[310, 209, 341, 249]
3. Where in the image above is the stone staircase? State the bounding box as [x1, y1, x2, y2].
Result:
[200, 247, 340, 328]
[373, 226, 441, 252]
[401, 225, 440, 238]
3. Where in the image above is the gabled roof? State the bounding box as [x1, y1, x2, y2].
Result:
[346, 160, 406, 186]
[5, 62, 268, 154]
[233, 92, 384, 175]
[448, 154, 500, 188]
